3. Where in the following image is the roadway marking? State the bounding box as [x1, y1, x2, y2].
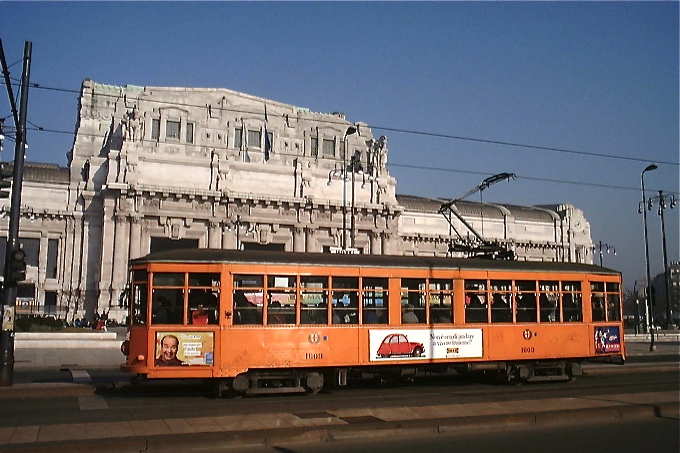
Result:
[71, 370, 92, 384]
[78, 396, 109, 410]
[71, 370, 109, 410]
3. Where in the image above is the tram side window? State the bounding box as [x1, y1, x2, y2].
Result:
[465, 280, 488, 324]
[150, 272, 184, 324]
[606, 282, 621, 322]
[151, 289, 184, 325]
[491, 280, 513, 323]
[590, 282, 606, 322]
[539, 281, 560, 322]
[562, 282, 583, 322]
[429, 279, 453, 324]
[267, 275, 297, 325]
[233, 274, 263, 325]
[132, 282, 147, 325]
[332, 277, 359, 325]
[131, 268, 148, 325]
[515, 280, 537, 323]
[363, 278, 388, 324]
[401, 278, 426, 324]
[300, 276, 329, 325]
[187, 273, 220, 325]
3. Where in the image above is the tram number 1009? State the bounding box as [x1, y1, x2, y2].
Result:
[305, 353, 323, 360]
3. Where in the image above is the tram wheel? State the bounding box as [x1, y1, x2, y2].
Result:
[232, 373, 250, 394]
[304, 371, 324, 394]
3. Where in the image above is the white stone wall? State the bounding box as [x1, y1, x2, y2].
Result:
[0, 80, 595, 322]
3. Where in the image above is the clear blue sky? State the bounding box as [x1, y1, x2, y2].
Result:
[1, 1, 678, 291]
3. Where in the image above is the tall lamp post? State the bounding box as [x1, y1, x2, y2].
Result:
[648, 191, 676, 329]
[349, 150, 363, 248]
[341, 125, 358, 250]
[641, 163, 657, 351]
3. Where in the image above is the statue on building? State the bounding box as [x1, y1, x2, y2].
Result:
[367, 136, 389, 177]
[376, 135, 388, 174]
[294, 160, 312, 198]
[211, 151, 220, 191]
[81, 159, 90, 183]
[122, 105, 143, 142]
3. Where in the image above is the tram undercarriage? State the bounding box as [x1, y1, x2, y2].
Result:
[209, 358, 603, 396]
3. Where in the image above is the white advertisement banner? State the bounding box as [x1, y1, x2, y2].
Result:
[369, 328, 483, 362]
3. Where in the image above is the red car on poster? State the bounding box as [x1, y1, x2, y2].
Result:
[377, 333, 425, 358]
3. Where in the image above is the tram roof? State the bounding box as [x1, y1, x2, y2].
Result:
[130, 249, 620, 276]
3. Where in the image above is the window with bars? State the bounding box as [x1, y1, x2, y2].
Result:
[248, 130, 261, 148]
[322, 138, 335, 157]
[151, 119, 160, 140]
[166, 120, 180, 139]
[234, 127, 242, 149]
[185, 123, 194, 144]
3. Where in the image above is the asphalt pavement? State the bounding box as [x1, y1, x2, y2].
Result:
[0, 330, 676, 452]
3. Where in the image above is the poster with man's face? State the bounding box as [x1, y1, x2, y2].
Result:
[154, 331, 214, 366]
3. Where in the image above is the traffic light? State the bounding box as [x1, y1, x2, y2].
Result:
[0, 163, 11, 199]
[9, 247, 27, 283]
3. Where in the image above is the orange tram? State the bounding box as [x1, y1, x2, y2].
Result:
[120, 249, 625, 395]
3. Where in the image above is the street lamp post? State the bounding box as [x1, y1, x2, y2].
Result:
[641, 163, 657, 351]
[652, 191, 676, 329]
[349, 150, 362, 248]
[596, 241, 616, 267]
[341, 125, 358, 250]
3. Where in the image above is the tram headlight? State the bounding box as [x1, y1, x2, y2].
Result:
[120, 340, 130, 356]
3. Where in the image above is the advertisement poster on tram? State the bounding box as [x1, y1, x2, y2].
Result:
[594, 326, 621, 354]
[369, 329, 483, 362]
[155, 331, 214, 366]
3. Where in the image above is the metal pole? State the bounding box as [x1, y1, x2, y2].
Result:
[351, 165, 355, 248]
[0, 41, 31, 386]
[641, 164, 657, 352]
[340, 125, 358, 251]
[342, 140, 347, 250]
[599, 240, 603, 267]
[658, 191, 672, 329]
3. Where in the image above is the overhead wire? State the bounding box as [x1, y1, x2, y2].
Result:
[1, 79, 678, 197]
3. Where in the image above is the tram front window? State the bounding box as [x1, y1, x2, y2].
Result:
[152, 289, 183, 325]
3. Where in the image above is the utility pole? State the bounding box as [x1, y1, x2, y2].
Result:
[0, 41, 31, 386]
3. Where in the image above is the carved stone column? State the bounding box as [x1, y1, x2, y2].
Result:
[112, 214, 130, 302]
[305, 226, 317, 252]
[97, 200, 117, 315]
[369, 231, 381, 255]
[223, 222, 237, 250]
[293, 226, 305, 252]
[381, 232, 392, 255]
[129, 215, 142, 259]
[208, 221, 222, 249]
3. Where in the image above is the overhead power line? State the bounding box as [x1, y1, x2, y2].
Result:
[1, 79, 678, 196]
[2, 79, 677, 167]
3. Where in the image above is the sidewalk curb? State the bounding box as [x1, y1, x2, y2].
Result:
[2, 402, 677, 452]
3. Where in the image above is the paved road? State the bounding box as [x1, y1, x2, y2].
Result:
[0, 359, 677, 452]
[0, 333, 676, 451]
[245, 416, 680, 453]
